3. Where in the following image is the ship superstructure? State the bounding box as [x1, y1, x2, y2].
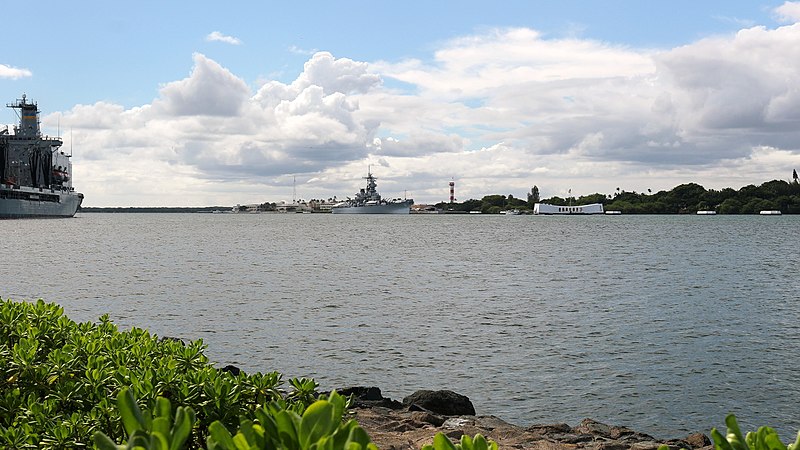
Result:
[331, 170, 412, 214]
[0, 95, 83, 218]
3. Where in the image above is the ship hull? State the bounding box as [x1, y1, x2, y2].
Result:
[331, 201, 412, 214]
[0, 185, 83, 218]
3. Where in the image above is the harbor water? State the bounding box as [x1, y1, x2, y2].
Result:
[2, 213, 799, 439]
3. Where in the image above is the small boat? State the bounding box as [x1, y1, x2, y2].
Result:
[759, 210, 782, 215]
[696, 211, 717, 215]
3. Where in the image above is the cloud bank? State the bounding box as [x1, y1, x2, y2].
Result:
[52, 4, 800, 206]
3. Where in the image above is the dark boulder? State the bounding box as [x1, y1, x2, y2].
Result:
[338, 386, 383, 401]
[402, 390, 476, 416]
[333, 386, 404, 410]
[220, 365, 242, 376]
[685, 433, 711, 448]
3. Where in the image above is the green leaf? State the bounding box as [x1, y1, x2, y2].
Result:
[300, 400, 335, 448]
[118, 388, 147, 435]
[170, 407, 195, 450]
[327, 391, 346, 422]
[315, 435, 334, 450]
[255, 408, 279, 444]
[92, 431, 123, 450]
[208, 421, 237, 449]
[764, 432, 787, 450]
[460, 433, 474, 450]
[433, 433, 458, 450]
[128, 430, 151, 448]
[150, 431, 170, 450]
[152, 417, 171, 442]
[155, 396, 172, 420]
[236, 419, 257, 447]
[789, 431, 800, 450]
[331, 420, 357, 449]
[713, 428, 736, 450]
[275, 410, 301, 450]
[232, 432, 255, 450]
[725, 415, 749, 450]
[344, 425, 372, 449]
[472, 434, 489, 450]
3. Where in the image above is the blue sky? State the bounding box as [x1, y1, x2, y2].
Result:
[3, 1, 800, 206]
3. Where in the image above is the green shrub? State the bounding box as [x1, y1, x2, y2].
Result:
[0, 298, 316, 449]
[206, 390, 377, 450]
[421, 433, 498, 450]
[93, 389, 196, 450]
[94, 387, 377, 450]
[711, 414, 800, 450]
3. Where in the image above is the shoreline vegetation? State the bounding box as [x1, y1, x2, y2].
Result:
[2, 298, 799, 450]
[79, 178, 800, 215]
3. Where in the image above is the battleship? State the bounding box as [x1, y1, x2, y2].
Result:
[0, 95, 83, 218]
[331, 170, 413, 214]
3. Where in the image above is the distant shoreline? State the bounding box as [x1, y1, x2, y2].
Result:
[80, 206, 231, 213]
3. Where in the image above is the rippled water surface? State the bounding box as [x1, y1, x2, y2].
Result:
[3, 213, 799, 438]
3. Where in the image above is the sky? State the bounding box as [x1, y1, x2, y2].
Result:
[3, 1, 800, 207]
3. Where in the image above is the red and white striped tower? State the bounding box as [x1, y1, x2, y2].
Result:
[449, 180, 455, 203]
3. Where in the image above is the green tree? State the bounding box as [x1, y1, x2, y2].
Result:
[507, 195, 528, 208]
[577, 193, 607, 205]
[527, 186, 540, 206]
[480, 195, 506, 210]
[667, 183, 707, 212]
[718, 198, 742, 214]
[541, 196, 566, 206]
[788, 195, 800, 213]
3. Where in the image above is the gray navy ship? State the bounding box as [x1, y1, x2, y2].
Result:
[331, 170, 412, 214]
[1, 95, 83, 218]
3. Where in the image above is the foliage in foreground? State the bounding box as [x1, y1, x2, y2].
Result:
[96, 387, 500, 450]
[94, 388, 379, 450]
[420, 433, 498, 450]
[1, 298, 495, 450]
[5, 298, 800, 450]
[710, 414, 800, 450]
[653, 414, 800, 450]
[0, 298, 318, 449]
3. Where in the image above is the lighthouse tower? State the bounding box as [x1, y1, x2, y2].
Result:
[449, 180, 455, 203]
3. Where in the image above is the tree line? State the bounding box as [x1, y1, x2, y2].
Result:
[435, 179, 800, 214]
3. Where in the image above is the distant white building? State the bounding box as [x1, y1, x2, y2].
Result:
[534, 203, 604, 215]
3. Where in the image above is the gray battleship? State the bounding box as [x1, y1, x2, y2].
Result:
[0, 95, 83, 218]
[331, 170, 412, 214]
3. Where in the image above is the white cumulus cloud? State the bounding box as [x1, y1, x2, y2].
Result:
[205, 31, 242, 45]
[774, 1, 800, 23]
[0, 63, 32, 79]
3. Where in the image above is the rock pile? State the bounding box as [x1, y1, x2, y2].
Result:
[337, 387, 712, 450]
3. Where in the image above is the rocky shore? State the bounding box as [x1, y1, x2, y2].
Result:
[335, 387, 712, 450]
